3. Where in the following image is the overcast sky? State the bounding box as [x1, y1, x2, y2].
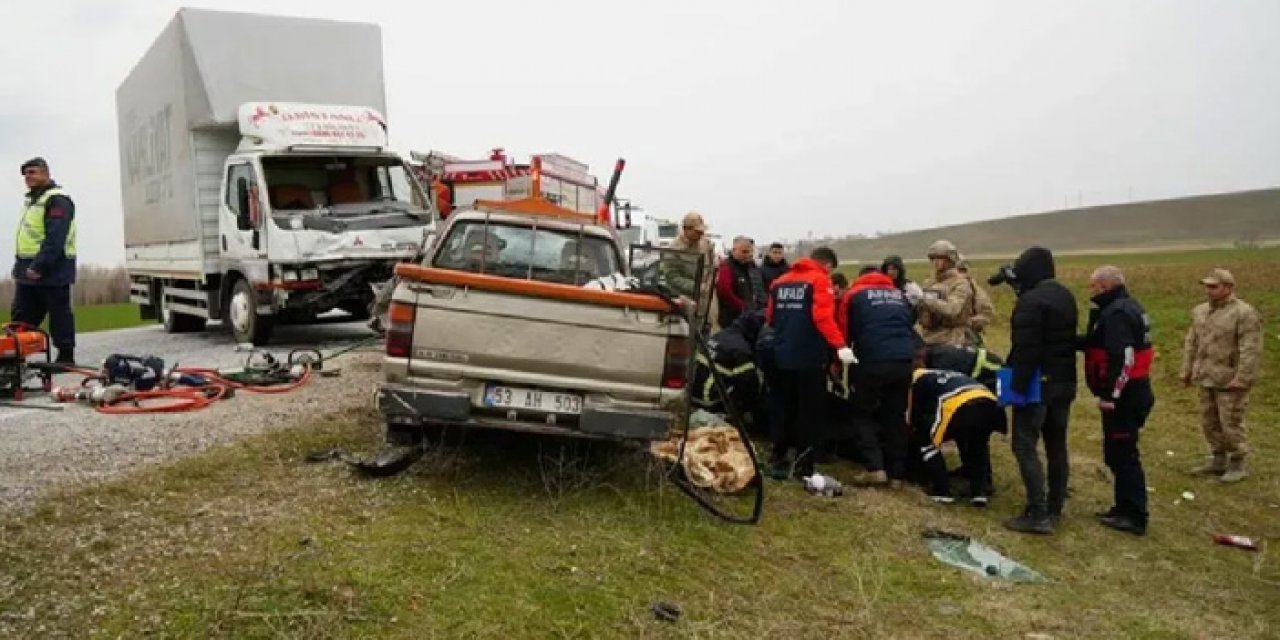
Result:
[3, 0, 1278, 266]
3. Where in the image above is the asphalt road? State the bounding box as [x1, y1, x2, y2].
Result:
[0, 318, 383, 512]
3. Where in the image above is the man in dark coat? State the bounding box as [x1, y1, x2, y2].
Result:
[1002, 246, 1079, 535]
[760, 242, 790, 293]
[1082, 265, 1156, 536]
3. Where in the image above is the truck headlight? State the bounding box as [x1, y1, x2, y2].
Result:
[301, 268, 320, 281]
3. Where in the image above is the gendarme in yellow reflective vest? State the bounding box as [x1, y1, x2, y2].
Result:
[16, 186, 76, 259]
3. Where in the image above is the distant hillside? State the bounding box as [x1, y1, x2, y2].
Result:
[831, 188, 1280, 262]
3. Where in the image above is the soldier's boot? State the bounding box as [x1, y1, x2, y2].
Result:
[1189, 454, 1227, 476]
[1218, 457, 1249, 484]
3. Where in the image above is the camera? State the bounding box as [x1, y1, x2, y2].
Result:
[987, 264, 1017, 287]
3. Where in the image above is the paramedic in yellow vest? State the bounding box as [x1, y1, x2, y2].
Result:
[13, 157, 77, 364]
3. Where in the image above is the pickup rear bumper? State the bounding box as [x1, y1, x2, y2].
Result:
[377, 383, 673, 441]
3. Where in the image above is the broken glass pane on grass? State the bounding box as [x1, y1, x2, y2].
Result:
[923, 529, 1048, 583]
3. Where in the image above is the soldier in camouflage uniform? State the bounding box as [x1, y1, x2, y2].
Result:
[663, 211, 718, 333]
[915, 240, 978, 347]
[958, 256, 995, 345]
[1182, 269, 1264, 483]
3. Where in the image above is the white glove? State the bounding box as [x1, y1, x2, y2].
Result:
[903, 281, 925, 306]
[837, 347, 858, 365]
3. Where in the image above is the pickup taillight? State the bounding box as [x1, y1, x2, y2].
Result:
[662, 335, 692, 390]
[386, 301, 416, 358]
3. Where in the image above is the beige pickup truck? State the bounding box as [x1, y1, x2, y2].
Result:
[377, 202, 699, 444]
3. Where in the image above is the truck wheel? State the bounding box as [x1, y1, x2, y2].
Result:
[228, 278, 274, 345]
[340, 300, 372, 320]
[159, 293, 206, 333]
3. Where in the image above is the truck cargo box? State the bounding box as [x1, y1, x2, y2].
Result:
[117, 8, 386, 276]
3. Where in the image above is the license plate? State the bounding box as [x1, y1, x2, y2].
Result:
[484, 384, 583, 414]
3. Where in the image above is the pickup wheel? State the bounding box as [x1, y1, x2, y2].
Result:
[159, 291, 206, 333]
[228, 278, 274, 345]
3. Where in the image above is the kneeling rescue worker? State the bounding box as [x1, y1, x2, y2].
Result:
[12, 157, 77, 364]
[908, 340, 1006, 506]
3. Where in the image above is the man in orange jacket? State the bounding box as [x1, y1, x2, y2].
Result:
[765, 247, 855, 479]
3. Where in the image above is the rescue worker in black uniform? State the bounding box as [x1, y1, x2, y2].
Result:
[1081, 265, 1156, 536]
[690, 311, 768, 436]
[12, 157, 77, 364]
[907, 341, 1006, 506]
[925, 343, 1004, 391]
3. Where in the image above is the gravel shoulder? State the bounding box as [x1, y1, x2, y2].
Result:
[0, 321, 383, 514]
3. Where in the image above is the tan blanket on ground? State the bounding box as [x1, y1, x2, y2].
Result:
[650, 426, 757, 494]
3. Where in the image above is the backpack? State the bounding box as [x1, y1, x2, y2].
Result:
[103, 354, 166, 391]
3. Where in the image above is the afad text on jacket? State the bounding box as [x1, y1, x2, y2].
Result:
[766, 258, 845, 370]
[838, 271, 917, 363]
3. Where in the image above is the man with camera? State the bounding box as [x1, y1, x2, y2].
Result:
[999, 246, 1079, 535]
[914, 240, 976, 347]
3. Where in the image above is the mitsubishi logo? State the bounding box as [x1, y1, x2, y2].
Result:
[352, 236, 364, 246]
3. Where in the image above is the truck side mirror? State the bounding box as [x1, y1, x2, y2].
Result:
[236, 178, 253, 231]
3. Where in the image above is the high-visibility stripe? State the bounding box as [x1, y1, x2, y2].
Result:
[932, 386, 997, 446]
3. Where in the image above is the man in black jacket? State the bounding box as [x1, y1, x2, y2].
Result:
[1081, 266, 1156, 535]
[715, 237, 766, 328]
[760, 242, 789, 292]
[1002, 246, 1079, 535]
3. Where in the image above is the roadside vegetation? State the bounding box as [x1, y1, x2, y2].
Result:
[1, 265, 147, 333]
[0, 302, 147, 334]
[1, 248, 1277, 638]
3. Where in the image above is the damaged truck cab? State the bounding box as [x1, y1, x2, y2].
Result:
[119, 8, 435, 344]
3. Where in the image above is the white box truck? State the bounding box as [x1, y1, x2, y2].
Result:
[117, 8, 436, 344]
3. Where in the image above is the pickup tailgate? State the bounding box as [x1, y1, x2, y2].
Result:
[407, 284, 671, 392]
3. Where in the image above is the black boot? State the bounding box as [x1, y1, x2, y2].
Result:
[1098, 513, 1147, 536]
[1004, 508, 1053, 535]
[766, 450, 791, 481]
[55, 349, 75, 366]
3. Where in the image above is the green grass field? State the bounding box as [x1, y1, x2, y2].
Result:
[0, 302, 148, 333]
[831, 188, 1280, 263]
[1, 249, 1277, 638]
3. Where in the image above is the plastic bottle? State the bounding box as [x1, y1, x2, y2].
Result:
[804, 474, 844, 497]
[1213, 534, 1259, 551]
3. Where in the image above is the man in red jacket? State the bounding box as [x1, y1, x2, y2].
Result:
[765, 247, 855, 479]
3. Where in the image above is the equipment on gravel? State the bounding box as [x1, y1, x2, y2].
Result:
[0, 323, 54, 402]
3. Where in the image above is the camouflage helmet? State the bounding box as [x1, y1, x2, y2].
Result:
[926, 240, 960, 264]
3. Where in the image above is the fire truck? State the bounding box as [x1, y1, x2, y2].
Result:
[410, 149, 615, 222]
